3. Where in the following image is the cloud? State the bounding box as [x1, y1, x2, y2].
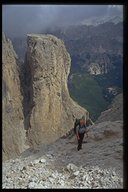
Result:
[2, 5, 123, 38]
[107, 5, 123, 16]
[2, 5, 44, 37]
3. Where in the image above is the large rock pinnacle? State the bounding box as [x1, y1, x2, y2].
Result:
[25, 34, 89, 147]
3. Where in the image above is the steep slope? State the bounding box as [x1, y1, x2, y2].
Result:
[24, 34, 89, 148]
[2, 119, 123, 188]
[2, 33, 26, 160]
[96, 93, 123, 123]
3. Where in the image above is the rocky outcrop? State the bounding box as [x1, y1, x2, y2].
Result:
[24, 34, 89, 148]
[96, 93, 123, 123]
[87, 53, 113, 75]
[88, 63, 102, 75]
[2, 33, 26, 160]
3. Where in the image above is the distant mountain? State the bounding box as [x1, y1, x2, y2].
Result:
[80, 15, 123, 26]
[45, 22, 123, 73]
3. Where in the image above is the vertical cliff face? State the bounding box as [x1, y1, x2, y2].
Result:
[2, 33, 26, 160]
[25, 34, 88, 147]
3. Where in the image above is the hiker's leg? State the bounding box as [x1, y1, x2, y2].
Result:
[77, 138, 81, 150]
[79, 133, 85, 149]
[77, 134, 83, 150]
[77, 133, 81, 150]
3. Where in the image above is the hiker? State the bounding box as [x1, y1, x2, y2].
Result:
[75, 116, 87, 151]
[74, 115, 93, 151]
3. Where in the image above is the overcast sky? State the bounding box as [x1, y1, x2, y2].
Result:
[2, 5, 123, 38]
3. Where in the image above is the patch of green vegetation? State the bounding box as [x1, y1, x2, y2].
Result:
[68, 73, 109, 121]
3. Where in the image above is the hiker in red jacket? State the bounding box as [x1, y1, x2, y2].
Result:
[75, 116, 87, 151]
[74, 115, 93, 151]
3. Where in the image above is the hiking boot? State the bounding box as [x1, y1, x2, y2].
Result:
[77, 146, 82, 151]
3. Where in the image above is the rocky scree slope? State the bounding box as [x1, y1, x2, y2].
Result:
[2, 118, 123, 188]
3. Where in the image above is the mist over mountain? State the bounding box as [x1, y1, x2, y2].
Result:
[2, 5, 123, 38]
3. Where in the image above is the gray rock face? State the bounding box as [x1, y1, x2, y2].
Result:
[2, 33, 27, 160]
[25, 34, 89, 148]
[96, 93, 123, 123]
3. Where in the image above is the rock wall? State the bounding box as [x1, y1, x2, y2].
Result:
[2, 33, 26, 160]
[25, 34, 89, 147]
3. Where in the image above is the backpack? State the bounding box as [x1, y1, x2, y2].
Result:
[74, 119, 80, 134]
[74, 118, 88, 134]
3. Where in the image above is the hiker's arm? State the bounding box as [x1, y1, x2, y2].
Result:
[76, 126, 80, 140]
